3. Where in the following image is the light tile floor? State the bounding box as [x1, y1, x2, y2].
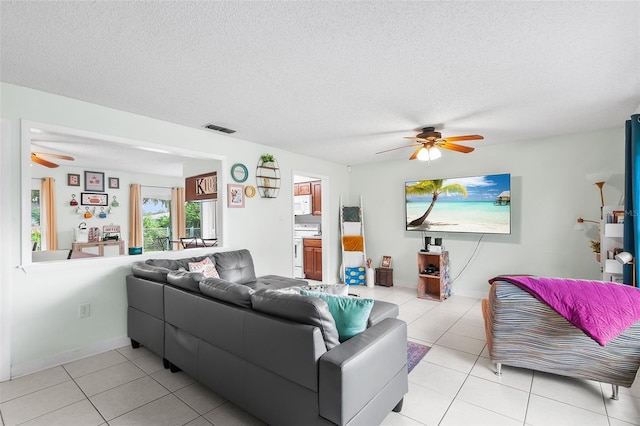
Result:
[2, 286, 640, 425]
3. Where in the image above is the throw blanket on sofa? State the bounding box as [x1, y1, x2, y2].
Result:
[488, 276, 640, 346]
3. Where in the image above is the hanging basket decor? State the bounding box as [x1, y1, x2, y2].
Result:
[256, 155, 281, 198]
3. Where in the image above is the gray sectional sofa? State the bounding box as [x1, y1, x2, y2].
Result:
[126, 249, 408, 426]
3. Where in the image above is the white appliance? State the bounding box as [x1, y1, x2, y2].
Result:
[293, 223, 320, 278]
[294, 195, 312, 215]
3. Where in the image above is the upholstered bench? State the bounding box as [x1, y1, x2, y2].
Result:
[483, 278, 640, 400]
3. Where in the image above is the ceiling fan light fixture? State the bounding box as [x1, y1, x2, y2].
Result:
[417, 146, 441, 161]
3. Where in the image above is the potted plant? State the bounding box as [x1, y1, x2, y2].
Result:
[261, 154, 275, 167]
[590, 239, 601, 262]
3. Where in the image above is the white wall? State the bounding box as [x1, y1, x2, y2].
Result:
[349, 127, 625, 298]
[0, 81, 627, 377]
[1, 83, 349, 376]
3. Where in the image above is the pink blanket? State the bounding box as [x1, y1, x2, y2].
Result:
[488, 276, 640, 346]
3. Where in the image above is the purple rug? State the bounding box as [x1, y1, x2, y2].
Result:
[407, 341, 430, 373]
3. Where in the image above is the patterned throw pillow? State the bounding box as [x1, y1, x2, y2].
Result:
[345, 267, 366, 285]
[188, 257, 220, 278]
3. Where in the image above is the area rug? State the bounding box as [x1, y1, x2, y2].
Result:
[407, 341, 430, 373]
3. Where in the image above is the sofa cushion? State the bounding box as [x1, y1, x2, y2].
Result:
[301, 290, 374, 342]
[213, 249, 256, 284]
[251, 289, 340, 350]
[188, 257, 220, 278]
[132, 255, 215, 283]
[199, 278, 255, 308]
[166, 269, 203, 293]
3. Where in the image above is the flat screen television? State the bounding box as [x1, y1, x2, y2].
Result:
[405, 173, 511, 234]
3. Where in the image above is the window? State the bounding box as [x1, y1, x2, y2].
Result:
[142, 186, 171, 252]
[142, 186, 218, 252]
[186, 200, 217, 239]
[30, 182, 41, 251]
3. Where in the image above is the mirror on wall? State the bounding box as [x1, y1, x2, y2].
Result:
[22, 121, 224, 265]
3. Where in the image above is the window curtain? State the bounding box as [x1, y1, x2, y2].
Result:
[623, 113, 640, 286]
[171, 187, 186, 251]
[41, 177, 57, 250]
[129, 183, 143, 250]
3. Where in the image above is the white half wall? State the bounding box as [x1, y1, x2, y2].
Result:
[1, 82, 349, 376]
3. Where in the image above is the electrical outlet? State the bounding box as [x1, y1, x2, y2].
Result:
[79, 303, 91, 318]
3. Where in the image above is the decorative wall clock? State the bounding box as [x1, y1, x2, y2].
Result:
[231, 163, 248, 183]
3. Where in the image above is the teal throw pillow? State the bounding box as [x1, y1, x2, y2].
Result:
[300, 290, 374, 342]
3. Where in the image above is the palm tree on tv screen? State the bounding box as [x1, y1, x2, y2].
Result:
[406, 179, 468, 227]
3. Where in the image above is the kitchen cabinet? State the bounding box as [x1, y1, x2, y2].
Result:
[311, 181, 322, 215]
[294, 182, 311, 196]
[303, 238, 322, 281]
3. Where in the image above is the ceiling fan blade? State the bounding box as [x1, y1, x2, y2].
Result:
[409, 147, 422, 160]
[403, 136, 426, 141]
[31, 153, 59, 168]
[31, 151, 75, 161]
[437, 142, 475, 153]
[443, 135, 484, 142]
[375, 143, 421, 155]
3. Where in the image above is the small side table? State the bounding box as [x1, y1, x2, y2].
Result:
[375, 267, 393, 287]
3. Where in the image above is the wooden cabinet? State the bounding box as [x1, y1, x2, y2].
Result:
[303, 238, 322, 281]
[417, 251, 451, 301]
[294, 182, 311, 196]
[295, 180, 321, 215]
[71, 240, 125, 257]
[311, 181, 322, 215]
[375, 268, 393, 287]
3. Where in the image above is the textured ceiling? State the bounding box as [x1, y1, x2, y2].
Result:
[2, 1, 639, 165]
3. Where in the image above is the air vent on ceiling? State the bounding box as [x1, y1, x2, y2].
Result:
[203, 123, 236, 134]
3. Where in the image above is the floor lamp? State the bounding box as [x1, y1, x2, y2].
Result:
[615, 251, 636, 287]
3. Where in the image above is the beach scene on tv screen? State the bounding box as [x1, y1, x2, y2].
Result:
[405, 173, 511, 234]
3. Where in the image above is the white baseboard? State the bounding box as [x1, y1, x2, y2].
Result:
[10, 336, 130, 379]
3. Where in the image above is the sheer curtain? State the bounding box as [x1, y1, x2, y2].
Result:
[41, 177, 57, 250]
[171, 187, 186, 251]
[623, 113, 640, 286]
[129, 184, 143, 251]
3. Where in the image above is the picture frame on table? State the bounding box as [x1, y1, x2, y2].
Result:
[108, 177, 120, 189]
[227, 184, 245, 208]
[381, 256, 392, 268]
[84, 171, 105, 192]
[81, 192, 108, 206]
[67, 173, 80, 186]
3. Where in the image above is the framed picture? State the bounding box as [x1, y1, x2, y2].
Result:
[381, 256, 392, 268]
[84, 171, 105, 192]
[81, 192, 108, 206]
[67, 173, 80, 186]
[108, 177, 120, 189]
[227, 184, 245, 208]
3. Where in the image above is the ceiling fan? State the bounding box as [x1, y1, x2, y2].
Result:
[376, 127, 484, 161]
[31, 151, 75, 168]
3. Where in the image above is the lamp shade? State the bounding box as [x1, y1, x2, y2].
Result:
[586, 171, 613, 184]
[574, 222, 586, 231]
[416, 147, 429, 161]
[615, 251, 634, 265]
[417, 147, 442, 161]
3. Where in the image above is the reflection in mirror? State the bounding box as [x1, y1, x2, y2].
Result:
[22, 121, 224, 265]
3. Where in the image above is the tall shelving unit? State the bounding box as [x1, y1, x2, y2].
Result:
[340, 196, 367, 285]
[601, 205, 624, 283]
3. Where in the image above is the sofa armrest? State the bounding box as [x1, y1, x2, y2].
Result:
[131, 261, 173, 283]
[318, 317, 408, 425]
